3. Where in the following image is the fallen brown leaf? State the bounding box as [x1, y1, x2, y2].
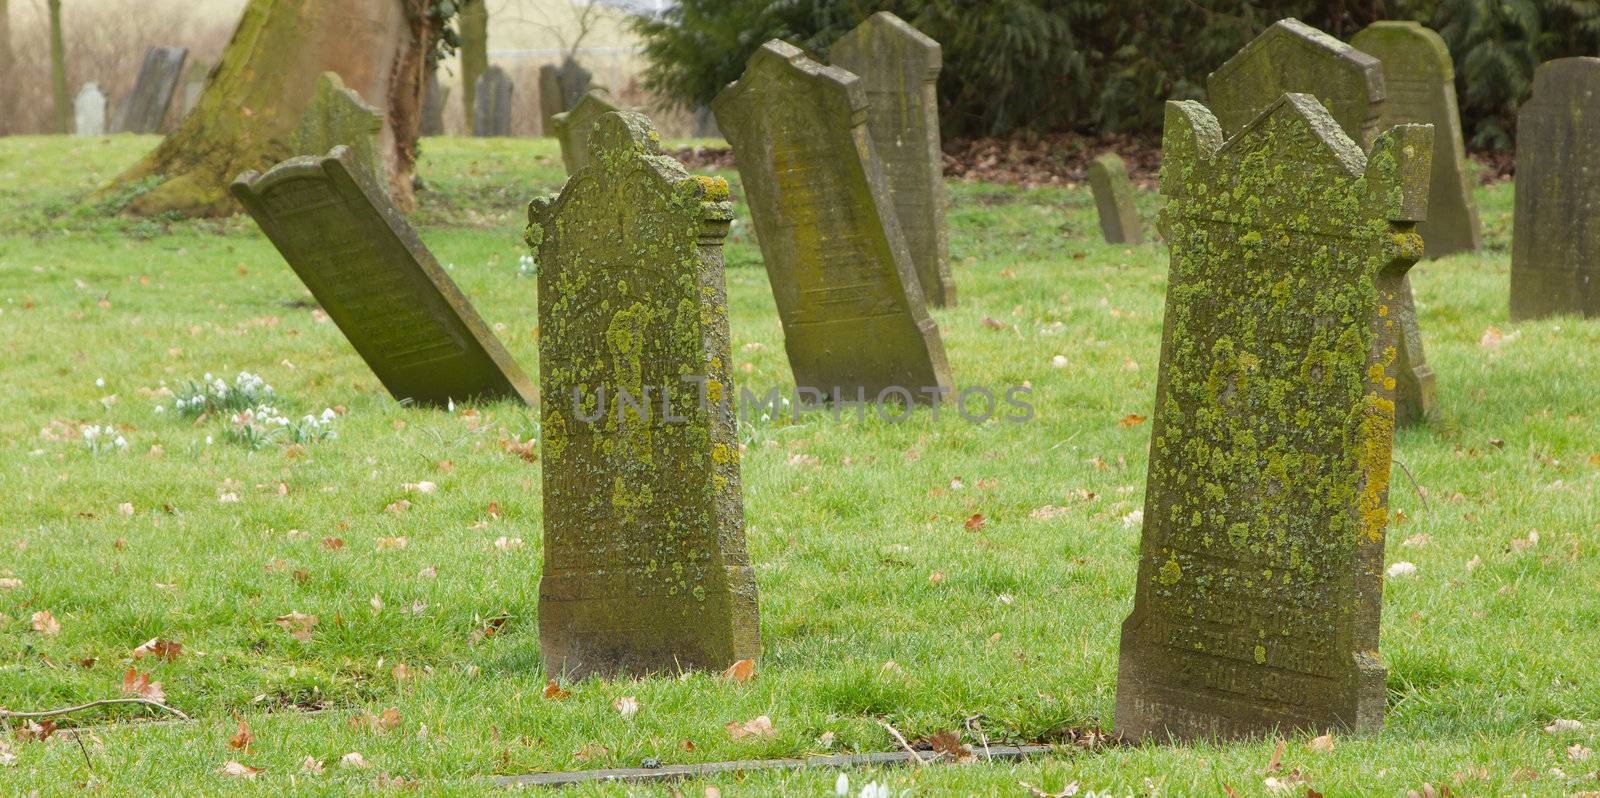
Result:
[220, 760, 261, 779]
[721, 658, 756, 685]
[726, 714, 775, 739]
[30, 610, 60, 636]
[132, 638, 182, 662]
[542, 679, 571, 701]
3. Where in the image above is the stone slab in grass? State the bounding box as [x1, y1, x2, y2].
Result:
[1087, 152, 1143, 245]
[114, 46, 188, 134]
[473, 66, 513, 138]
[552, 88, 621, 175]
[1511, 57, 1600, 321]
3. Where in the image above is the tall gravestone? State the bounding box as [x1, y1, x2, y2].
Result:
[830, 12, 956, 307]
[114, 46, 188, 134]
[421, 73, 448, 136]
[552, 89, 621, 175]
[538, 64, 564, 136]
[1351, 21, 1482, 258]
[527, 111, 760, 678]
[713, 41, 953, 402]
[290, 72, 386, 192]
[74, 83, 107, 137]
[473, 66, 513, 137]
[1116, 95, 1432, 742]
[555, 56, 592, 110]
[1087, 153, 1143, 244]
[232, 146, 535, 407]
[1511, 57, 1600, 320]
[1209, 18, 1436, 426]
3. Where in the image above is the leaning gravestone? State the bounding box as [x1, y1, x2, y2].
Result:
[74, 83, 107, 136]
[1351, 21, 1482, 258]
[421, 73, 448, 136]
[1116, 94, 1432, 742]
[527, 110, 760, 678]
[1209, 17, 1436, 426]
[1087, 153, 1142, 244]
[830, 11, 956, 307]
[714, 41, 953, 402]
[1511, 57, 1600, 320]
[114, 46, 188, 134]
[232, 146, 535, 407]
[473, 66, 513, 137]
[552, 88, 620, 175]
[289, 72, 386, 192]
[538, 64, 564, 136]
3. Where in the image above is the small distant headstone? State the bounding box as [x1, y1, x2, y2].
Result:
[555, 56, 592, 109]
[473, 66, 513, 138]
[421, 72, 448, 136]
[1352, 21, 1482, 258]
[713, 41, 953, 402]
[176, 59, 208, 121]
[1086, 153, 1142, 244]
[1116, 94, 1433, 742]
[1511, 57, 1600, 320]
[114, 46, 188, 134]
[232, 146, 535, 407]
[527, 110, 760, 678]
[74, 82, 107, 137]
[830, 12, 955, 307]
[692, 106, 720, 138]
[538, 64, 563, 136]
[290, 72, 386, 192]
[552, 89, 621, 175]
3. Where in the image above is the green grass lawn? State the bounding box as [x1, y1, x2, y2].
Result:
[0, 134, 1597, 796]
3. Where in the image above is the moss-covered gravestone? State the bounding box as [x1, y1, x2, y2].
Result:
[713, 40, 953, 402]
[1351, 21, 1482, 258]
[1115, 95, 1431, 741]
[232, 146, 535, 408]
[114, 46, 188, 134]
[473, 66, 513, 138]
[538, 64, 563, 137]
[830, 11, 956, 307]
[1209, 17, 1436, 426]
[1087, 153, 1143, 244]
[290, 72, 385, 193]
[1511, 58, 1600, 321]
[527, 111, 760, 678]
[552, 89, 621, 175]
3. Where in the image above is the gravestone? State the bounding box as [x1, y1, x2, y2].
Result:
[830, 12, 956, 307]
[1116, 95, 1432, 741]
[290, 72, 386, 192]
[552, 88, 621, 175]
[74, 83, 107, 136]
[713, 41, 953, 402]
[1087, 153, 1142, 244]
[1510, 57, 1600, 321]
[473, 66, 513, 137]
[114, 46, 188, 134]
[527, 110, 760, 678]
[556, 56, 592, 109]
[1352, 21, 1482, 258]
[176, 60, 208, 121]
[1209, 17, 1436, 426]
[232, 146, 535, 407]
[421, 73, 448, 136]
[538, 64, 563, 136]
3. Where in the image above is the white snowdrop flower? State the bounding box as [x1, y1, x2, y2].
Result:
[860, 782, 889, 798]
[205, 435, 214, 445]
[204, 372, 214, 382]
[1386, 561, 1418, 579]
[321, 408, 336, 422]
[154, 405, 165, 414]
[114, 436, 127, 449]
[95, 377, 105, 387]
[82, 426, 99, 441]
[835, 773, 849, 796]
[448, 398, 456, 413]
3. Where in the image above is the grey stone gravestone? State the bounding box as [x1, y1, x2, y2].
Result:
[1351, 21, 1482, 258]
[1511, 57, 1600, 321]
[114, 46, 188, 134]
[1209, 17, 1436, 426]
[421, 72, 448, 136]
[176, 59, 208, 121]
[1116, 94, 1432, 742]
[473, 66, 513, 138]
[538, 64, 563, 137]
[74, 82, 107, 137]
[289, 72, 386, 193]
[713, 41, 953, 403]
[551, 89, 621, 175]
[1087, 153, 1142, 244]
[528, 110, 759, 678]
[232, 146, 535, 407]
[556, 56, 592, 110]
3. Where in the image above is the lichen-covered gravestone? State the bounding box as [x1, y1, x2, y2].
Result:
[232, 146, 535, 407]
[538, 64, 563, 136]
[114, 46, 188, 134]
[1116, 95, 1432, 741]
[74, 83, 107, 137]
[830, 11, 956, 307]
[713, 40, 952, 402]
[1209, 17, 1436, 426]
[473, 66, 513, 138]
[1511, 57, 1600, 321]
[527, 111, 760, 678]
[551, 88, 621, 175]
[289, 72, 386, 193]
[1351, 21, 1482, 258]
[1087, 153, 1143, 244]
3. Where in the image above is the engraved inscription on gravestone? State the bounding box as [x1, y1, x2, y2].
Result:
[1087, 153, 1143, 245]
[473, 66, 514, 137]
[552, 89, 621, 175]
[74, 83, 107, 137]
[290, 72, 386, 192]
[114, 46, 189, 134]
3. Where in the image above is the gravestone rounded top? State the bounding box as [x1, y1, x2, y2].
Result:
[1528, 57, 1600, 102]
[1350, 20, 1453, 80]
[830, 11, 941, 74]
[1207, 18, 1384, 148]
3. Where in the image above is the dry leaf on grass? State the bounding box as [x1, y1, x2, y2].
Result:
[964, 513, 986, 531]
[274, 611, 318, 641]
[1307, 733, 1334, 753]
[726, 714, 775, 739]
[926, 729, 974, 763]
[121, 668, 165, 702]
[0, 739, 16, 767]
[30, 610, 60, 636]
[302, 756, 325, 774]
[542, 680, 571, 701]
[1019, 781, 1080, 798]
[219, 760, 261, 778]
[0, 577, 21, 590]
[1545, 718, 1583, 733]
[132, 638, 182, 661]
[614, 696, 640, 718]
[1119, 413, 1147, 428]
[721, 659, 755, 685]
[340, 752, 373, 770]
[228, 718, 253, 751]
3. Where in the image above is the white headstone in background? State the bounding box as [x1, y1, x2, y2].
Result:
[74, 83, 107, 136]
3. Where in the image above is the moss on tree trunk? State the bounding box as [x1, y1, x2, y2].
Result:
[458, 0, 487, 135]
[47, 0, 67, 134]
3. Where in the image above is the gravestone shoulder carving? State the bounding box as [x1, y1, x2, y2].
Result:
[1087, 153, 1143, 244]
[551, 89, 621, 175]
[114, 46, 189, 134]
[290, 72, 386, 192]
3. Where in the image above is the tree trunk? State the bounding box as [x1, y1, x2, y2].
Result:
[458, 0, 487, 135]
[47, 0, 68, 134]
[0, 0, 14, 135]
[102, 0, 437, 217]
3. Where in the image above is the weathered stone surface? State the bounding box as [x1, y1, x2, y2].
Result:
[552, 89, 621, 175]
[713, 41, 952, 401]
[538, 64, 563, 136]
[527, 111, 759, 678]
[1087, 153, 1143, 244]
[473, 66, 513, 137]
[421, 72, 447, 136]
[1116, 95, 1432, 741]
[114, 46, 188, 134]
[1352, 21, 1481, 258]
[176, 59, 208, 120]
[556, 56, 592, 109]
[290, 72, 386, 192]
[1511, 57, 1600, 321]
[232, 146, 535, 407]
[74, 82, 106, 136]
[830, 11, 955, 307]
